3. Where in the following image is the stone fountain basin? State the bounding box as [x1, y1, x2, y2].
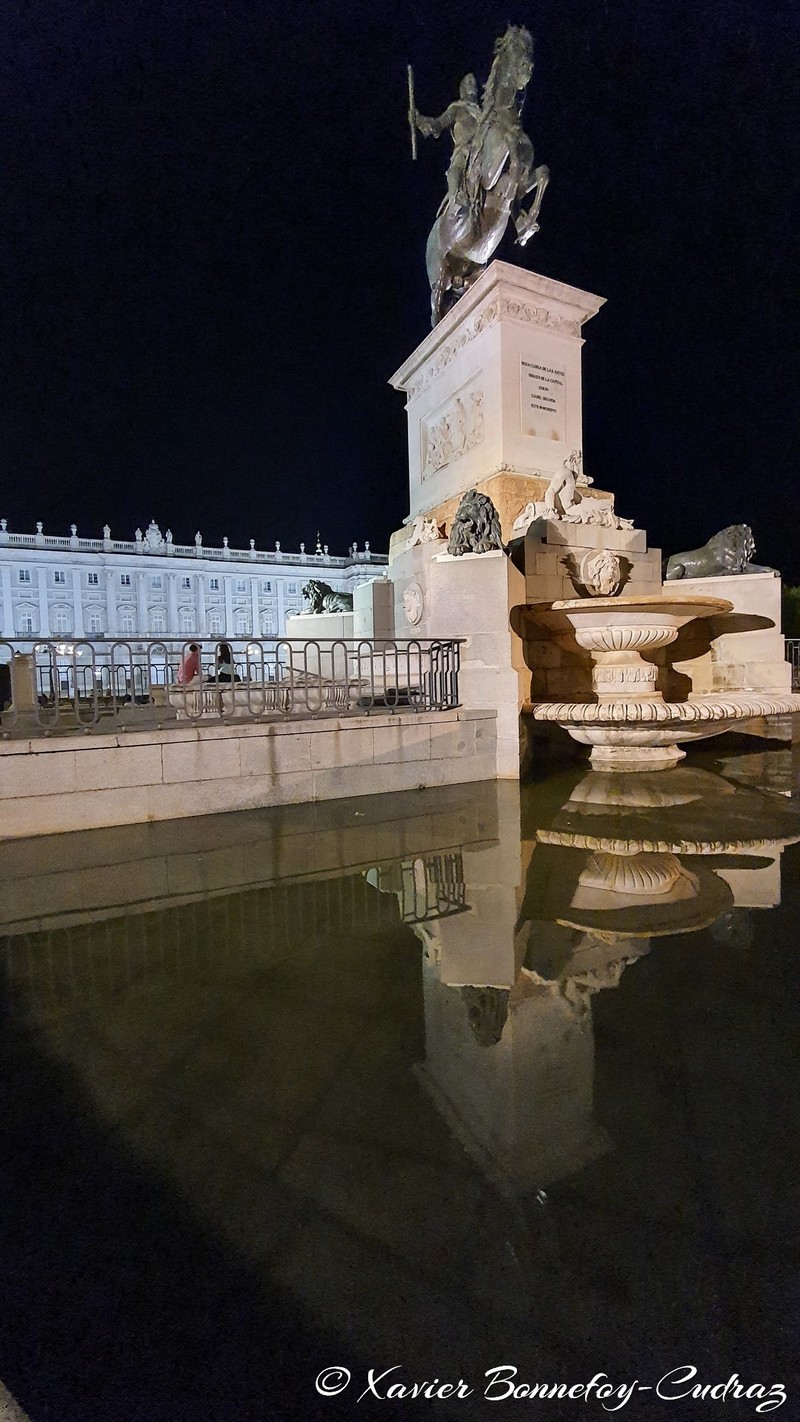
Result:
[546, 594, 732, 619]
[527, 693, 800, 739]
[519, 593, 800, 768]
[525, 593, 733, 649]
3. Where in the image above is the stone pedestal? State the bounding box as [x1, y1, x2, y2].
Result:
[352, 578, 393, 640]
[4, 653, 39, 730]
[284, 611, 354, 642]
[389, 261, 607, 542]
[283, 610, 354, 678]
[387, 260, 616, 779]
[389, 542, 527, 777]
[664, 570, 791, 695]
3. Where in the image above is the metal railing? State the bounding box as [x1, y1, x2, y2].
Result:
[0, 636, 461, 735]
[786, 639, 800, 690]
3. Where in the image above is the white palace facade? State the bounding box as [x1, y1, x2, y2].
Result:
[0, 518, 387, 642]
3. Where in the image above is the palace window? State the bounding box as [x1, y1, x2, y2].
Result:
[120, 574, 131, 587]
[260, 580, 272, 594]
[18, 612, 34, 634]
[150, 611, 166, 635]
[181, 577, 191, 589]
[151, 575, 162, 590]
[87, 611, 104, 635]
[54, 570, 66, 585]
[261, 611, 276, 635]
[87, 572, 99, 586]
[53, 609, 71, 635]
[208, 611, 223, 635]
[18, 569, 31, 584]
[235, 611, 250, 636]
[236, 579, 247, 593]
[179, 608, 194, 634]
[118, 608, 135, 635]
[287, 581, 298, 595]
[209, 578, 220, 591]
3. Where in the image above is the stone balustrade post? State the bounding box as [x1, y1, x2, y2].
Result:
[10, 652, 38, 724]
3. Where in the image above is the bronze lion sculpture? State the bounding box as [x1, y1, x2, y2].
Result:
[446, 489, 504, 557]
[664, 525, 756, 580]
[301, 579, 354, 613]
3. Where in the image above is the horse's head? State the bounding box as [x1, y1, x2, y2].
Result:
[487, 25, 533, 102]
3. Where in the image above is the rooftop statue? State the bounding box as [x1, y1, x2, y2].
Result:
[409, 26, 549, 326]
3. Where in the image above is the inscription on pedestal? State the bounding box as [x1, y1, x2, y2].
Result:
[520, 359, 566, 441]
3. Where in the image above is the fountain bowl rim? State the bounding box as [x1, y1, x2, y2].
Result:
[546, 594, 733, 614]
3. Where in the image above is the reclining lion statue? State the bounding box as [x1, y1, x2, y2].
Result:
[664, 524, 761, 580]
[301, 579, 354, 613]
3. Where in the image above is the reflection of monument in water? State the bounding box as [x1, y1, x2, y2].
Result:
[1, 762, 798, 1392]
[2, 762, 797, 1212]
[374, 768, 800, 1197]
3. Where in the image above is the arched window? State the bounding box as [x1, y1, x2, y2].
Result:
[261, 610, 276, 636]
[235, 610, 250, 636]
[118, 608, 135, 635]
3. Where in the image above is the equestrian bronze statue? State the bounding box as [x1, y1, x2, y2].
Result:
[409, 26, 549, 326]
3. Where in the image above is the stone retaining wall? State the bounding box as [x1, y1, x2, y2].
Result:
[0, 709, 497, 840]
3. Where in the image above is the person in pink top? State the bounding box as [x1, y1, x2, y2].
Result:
[177, 643, 201, 684]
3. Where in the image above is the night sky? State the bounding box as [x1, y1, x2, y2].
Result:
[2, 1, 798, 572]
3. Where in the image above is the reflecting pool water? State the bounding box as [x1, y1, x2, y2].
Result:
[1, 756, 799, 1421]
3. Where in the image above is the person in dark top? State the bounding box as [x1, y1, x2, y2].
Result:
[215, 641, 241, 683]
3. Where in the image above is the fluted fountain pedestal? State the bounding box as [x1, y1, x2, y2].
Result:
[521, 595, 800, 769]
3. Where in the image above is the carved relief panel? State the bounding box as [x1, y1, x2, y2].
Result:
[421, 386, 484, 480]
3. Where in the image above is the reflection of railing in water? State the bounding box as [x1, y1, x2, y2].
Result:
[367, 852, 468, 923]
[397, 853, 467, 923]
[0, 874, 411, 1018]
[0, 856, 470, 1018]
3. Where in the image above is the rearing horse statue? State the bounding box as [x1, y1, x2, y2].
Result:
[412, 26, 549, 327]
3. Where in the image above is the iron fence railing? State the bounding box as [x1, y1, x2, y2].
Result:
[786, 639, 800, 690]
[0, 635, 461, 735]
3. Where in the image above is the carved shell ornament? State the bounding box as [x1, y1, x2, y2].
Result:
[577, 851, 687, 897]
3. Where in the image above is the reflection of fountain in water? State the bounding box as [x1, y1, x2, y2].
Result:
[0, 767, 796, 1399]
[3, 768, 799, 1222]
[399, 765, 800, 1201]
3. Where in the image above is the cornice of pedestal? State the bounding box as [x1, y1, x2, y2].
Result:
[390, 260, 607, 396]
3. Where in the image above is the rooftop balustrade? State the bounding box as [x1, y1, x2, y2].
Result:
[0, 520, 387, 567]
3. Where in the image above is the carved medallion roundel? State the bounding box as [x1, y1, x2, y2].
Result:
[402, 582, 424, 627]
